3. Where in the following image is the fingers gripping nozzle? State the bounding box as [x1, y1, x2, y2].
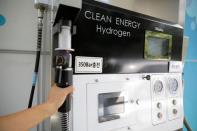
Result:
[54, 50, 73, 113]
[54, 50, 73, 131]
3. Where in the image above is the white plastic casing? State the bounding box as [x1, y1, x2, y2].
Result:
[50, 73, 184, 131]
[58, 26, 72, 50]
[71, 73, 183, 131]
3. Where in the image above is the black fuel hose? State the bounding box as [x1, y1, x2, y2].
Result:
[184, 117, 192, 131]
[28, 9, 44, 108]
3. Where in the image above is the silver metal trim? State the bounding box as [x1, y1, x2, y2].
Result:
[98, 92, 125, 123]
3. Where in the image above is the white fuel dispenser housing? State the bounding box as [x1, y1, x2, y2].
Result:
[51, 1, 184, 131]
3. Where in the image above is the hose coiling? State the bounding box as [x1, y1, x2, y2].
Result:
[60, 112, 70, 131]
[37, 28, 42, 50]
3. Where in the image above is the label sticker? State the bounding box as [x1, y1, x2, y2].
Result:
[169, 61, 183, 73]
[75, 56, 103, 73]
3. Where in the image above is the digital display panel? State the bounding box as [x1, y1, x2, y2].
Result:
[145, 31, 172, 60]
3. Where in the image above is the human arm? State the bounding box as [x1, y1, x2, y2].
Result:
[0, 84, 74, 131]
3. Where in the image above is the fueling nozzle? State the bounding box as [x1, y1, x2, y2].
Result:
[55, 50, 73, 113]
[53, 19, 74, 131]
[54, 20, 74, 114]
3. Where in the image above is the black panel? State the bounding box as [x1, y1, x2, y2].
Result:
[71, 1, 183, 74]
[54, 4, 80, 25]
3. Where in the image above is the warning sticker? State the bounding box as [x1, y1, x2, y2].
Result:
[75, 56, 103, 73]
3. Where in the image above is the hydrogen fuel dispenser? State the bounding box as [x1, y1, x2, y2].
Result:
[51, 0, 184, 131]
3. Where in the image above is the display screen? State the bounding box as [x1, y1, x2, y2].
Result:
[144, 31, 172, 60]
[147, 37, 169, 57]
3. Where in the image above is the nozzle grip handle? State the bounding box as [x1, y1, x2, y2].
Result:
[55, 68, 73, 113]
[55, 68, 73, 88]
[58, 95, 71, 113]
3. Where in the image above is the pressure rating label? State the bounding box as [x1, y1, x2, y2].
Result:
[75, 56, 103, 73]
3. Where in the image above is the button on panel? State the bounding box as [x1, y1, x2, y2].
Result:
[157, 102, 162, 109]
[173, 109, 178, 115]
[152, 100, 167, 125]
[172, 99, 177, 105]
[157, 112, 163, 119]
[167, 97, 181, 120]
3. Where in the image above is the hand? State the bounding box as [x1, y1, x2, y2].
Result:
[46, 84, 74, 114]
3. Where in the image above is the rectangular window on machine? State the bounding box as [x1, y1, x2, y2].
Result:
[144, 30, 172, 60]
[98, 92, 125, 123]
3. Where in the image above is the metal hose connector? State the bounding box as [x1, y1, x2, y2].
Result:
[37, 9, 44, 50]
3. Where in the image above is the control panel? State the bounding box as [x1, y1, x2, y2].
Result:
[71, 73, 183, 131]
[151, 75, 182, 126]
